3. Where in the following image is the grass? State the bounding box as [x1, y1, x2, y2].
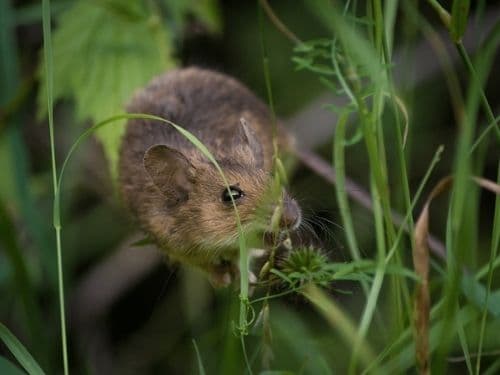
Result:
[0, 0, 499, 374]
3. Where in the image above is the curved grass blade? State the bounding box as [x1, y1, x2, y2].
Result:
[41, 0, 69, 374]
[0, 323, 45, 375]
[192, 339, 206, 375]
[55, 112, 250, 339]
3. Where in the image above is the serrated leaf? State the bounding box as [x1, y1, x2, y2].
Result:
[38, 0, 175, 178]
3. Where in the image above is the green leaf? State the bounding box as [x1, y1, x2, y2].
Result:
[0, 357, 26, 375]
[38, 0, 175, 178]
[462, 273, 500, 317]
[0, 322, 45, 375]
[451, 0, 470, 42]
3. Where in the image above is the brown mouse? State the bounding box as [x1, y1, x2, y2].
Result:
[118, 67, 301, 287]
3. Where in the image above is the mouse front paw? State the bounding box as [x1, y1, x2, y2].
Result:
[207, 259, 238, 288]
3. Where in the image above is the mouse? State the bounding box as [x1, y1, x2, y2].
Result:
[118, 67, 302, 287]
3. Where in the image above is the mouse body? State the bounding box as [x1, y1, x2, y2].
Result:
[119, 67, 301, 286]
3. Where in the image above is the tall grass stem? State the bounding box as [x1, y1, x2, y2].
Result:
[41, 1, 69, 374]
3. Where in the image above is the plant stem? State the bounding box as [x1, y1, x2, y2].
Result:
[42, 0, 69, 373]
[426, 0, 451, 28]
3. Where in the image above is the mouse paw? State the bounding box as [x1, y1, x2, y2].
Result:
[249, 248, 267, 261]
[207, 259, 238, 288]
[208, 270, 233, 288]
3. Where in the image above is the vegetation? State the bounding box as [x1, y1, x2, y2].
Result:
[0, 0, 499, 374]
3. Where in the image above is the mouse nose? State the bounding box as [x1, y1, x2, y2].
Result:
[280, 193, 301, 231]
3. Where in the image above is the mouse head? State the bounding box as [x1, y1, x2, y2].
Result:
[142, 120, 301, 253]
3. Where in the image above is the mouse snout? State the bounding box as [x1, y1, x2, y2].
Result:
[279, 194, 301, 231]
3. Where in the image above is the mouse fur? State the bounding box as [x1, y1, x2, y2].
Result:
[119, 67, 301, 286]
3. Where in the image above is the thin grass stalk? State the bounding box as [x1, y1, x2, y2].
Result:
[55, 113, 250, 372]
[375, 0, 414, 336]
[456, 42, 500, 140]
[435, 59, 483, 375]
[333, 113, 363, 260]
[349, 177, 387, 374]
[435, 11, 499, 370]
[419, 1, 491, 371]
[347, 1, 396, 369]
[192, 339, 206, 375]
[426, 0, 451, 27]
[475, 162, 500, 374]
[381, 5, 416, 324]
[258, 3, 278, 160]
[470, 116, 500, 154]
[41, 1, 69, 374]
[384, 146, 444, 264]
[456, 317, 473, 374]
[475, 253, 500, 280]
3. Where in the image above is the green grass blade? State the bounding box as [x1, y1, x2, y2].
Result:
[14, 1, 68, 26]
[41, 1, 69, 374]
[475, 162, 500, 374]
[451, 0, 470, 42]
[333, 111, 362, 262]
[469, 115, 500, 154]
[55, 112, 250, 349]
[426, 0, 451, 28]
[192, 339, 206, 375]
[384, 145, 444, 264]
[456, 316, 473, 374]
[0, 322, 46, 375]
[475, 254, 500, 280]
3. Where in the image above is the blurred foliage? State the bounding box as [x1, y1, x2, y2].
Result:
[1, 0, 499, 374]
[37, 0, 219, 178]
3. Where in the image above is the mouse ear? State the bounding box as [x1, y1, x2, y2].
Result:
[143, 145, 196, 207]
[238, 117, 264, 168]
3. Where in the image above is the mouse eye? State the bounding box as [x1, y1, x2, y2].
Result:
[221, 185, 244, 203]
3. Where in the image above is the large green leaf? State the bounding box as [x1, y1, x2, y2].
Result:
[38, 0, 175, 178]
